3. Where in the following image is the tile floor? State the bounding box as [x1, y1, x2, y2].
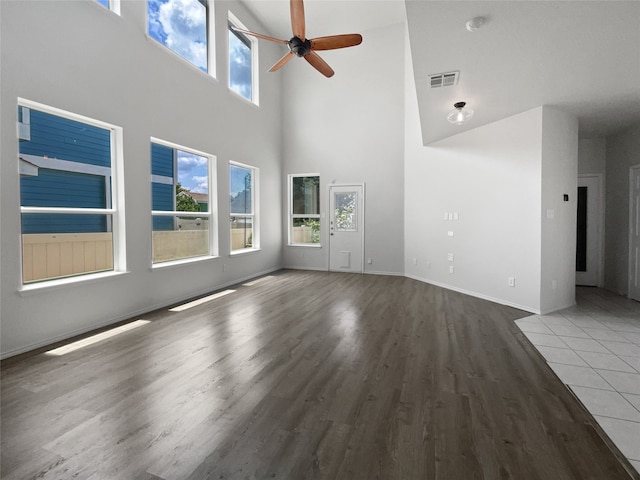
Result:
[515, 287, 640, 475]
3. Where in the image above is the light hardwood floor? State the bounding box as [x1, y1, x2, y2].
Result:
[1, 271, 638, 479]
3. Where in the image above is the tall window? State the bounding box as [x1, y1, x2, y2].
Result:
[228, 13, 257, 103]
[18, 100, 125, 285]
[289, 175, 320, 245]
[230, 162, 258, 252]
[151, 139, 216, 264]
[148, 0, 212, 74]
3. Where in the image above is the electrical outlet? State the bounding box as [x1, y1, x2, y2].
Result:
[508, 277, 515, 287]
[427, 261, 431, 269]
[412, 258, 417, 266]
[367, 258, 372, 265]
[449, 266, 455, 274]
[447, 253, 454, 262]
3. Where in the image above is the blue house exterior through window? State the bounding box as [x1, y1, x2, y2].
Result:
[18, 102, 121, 284]
[19, 108, 112, 234]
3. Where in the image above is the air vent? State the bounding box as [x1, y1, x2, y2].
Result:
[429, 71, 459, 88]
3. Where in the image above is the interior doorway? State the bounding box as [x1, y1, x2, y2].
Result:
[629, 165, 640, 301]
[576, 175, 603, 287]
[329, 184, 364, 273]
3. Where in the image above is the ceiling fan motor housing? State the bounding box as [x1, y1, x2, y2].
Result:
[289, 37, 311, 57]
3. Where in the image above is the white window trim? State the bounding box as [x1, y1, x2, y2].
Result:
[150, 137, 218, 265]
[230, 160, 259, 254]
[227, 11, 259, 106]
[17, 98, 126, 286]
[94, 0, 121, 15]
[288, 173, 321, 247]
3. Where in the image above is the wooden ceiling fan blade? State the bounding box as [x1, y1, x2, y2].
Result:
[304, 51, 334, 78]
[310, 34, 363, 51]
[230, 26, 288, 45]
[290, 0, 306, 40]
[269, 52, 295, 72]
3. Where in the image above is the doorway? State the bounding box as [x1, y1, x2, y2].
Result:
[329, 184, 364, 273]
[576, 175, 603, 287]
[629, 165, 640, 301]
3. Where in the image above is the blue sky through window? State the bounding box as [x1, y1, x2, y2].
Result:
[96, 0, 110, 8]
[229, 28, 252, 101]
[148, 0, 208, 72]
[177, 151, 208, 194]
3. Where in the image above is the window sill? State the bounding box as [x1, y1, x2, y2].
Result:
[152, 255, 219, 270]
[228, 87, 259, 108]
[230, 248, 261, 256]
[18, 270, 129, 296]
[288, 243, 322, 248]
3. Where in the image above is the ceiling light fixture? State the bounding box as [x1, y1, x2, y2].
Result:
[447, 102, 474, 125]
[465, 16, 485, 32]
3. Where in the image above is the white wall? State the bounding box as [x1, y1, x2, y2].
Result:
[579, 138, 607, 175]
[604, 122, 640, 295]
[540, 107, 579, 313]
[281, 22, 405, 275]
[404, 30, 580, 313]
[0, 0, 284, 357]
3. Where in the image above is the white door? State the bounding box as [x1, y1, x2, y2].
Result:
[629, 166, 640, 301]
[576, 175, 602, 287]
[329, 184, 364, 273]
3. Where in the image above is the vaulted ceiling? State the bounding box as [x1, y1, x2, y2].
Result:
[241, 0, 640, 144]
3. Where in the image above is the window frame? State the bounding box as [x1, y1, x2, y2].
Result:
[229, 160, 259, 254]
[150, 137, 218, 266]
[288, 174, 321, 247]
[17, 98, 126, 289]
[96, 0, 121, 15]
[147, 0, 215, 77]
[227, 11, 259, 105]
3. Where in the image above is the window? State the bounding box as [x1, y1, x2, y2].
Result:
[18, 100, 125, 285]
[289, 175, 320, 245]
[230, 162, 258, 252]
[228, 13, 257, 103]
[151, 139, 216, 264]
[96, 0, 120, 14]
[148, 0, 212, 74]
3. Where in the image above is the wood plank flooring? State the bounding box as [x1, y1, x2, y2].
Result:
[1, 270, 638, 479]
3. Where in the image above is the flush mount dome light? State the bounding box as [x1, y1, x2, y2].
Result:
[447, 101, 474, 125]
[465, 16, 485, 32]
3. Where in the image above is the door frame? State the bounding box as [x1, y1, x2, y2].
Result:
[327, 183, 365, 273]
[628, 164, 640, 300]
[577, 174, 605, 287]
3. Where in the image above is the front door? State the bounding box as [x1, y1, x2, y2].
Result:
[329, 184, 364, 273]
[576, 175, 602, 287]
[630, 165, 640, 301]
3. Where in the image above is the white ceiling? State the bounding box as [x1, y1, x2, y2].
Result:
[240, 0, 640, 144]
[239, 0, 406, 39]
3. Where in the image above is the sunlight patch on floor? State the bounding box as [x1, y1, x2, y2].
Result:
[45, 320, 150, 356]
[169, 289, 236, 312]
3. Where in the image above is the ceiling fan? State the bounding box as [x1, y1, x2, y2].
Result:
[231, 0, 363, 78]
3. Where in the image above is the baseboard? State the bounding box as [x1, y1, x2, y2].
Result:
[405, 274, 540, 314]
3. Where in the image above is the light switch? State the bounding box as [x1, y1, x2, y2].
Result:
[448, 231, 454, 237]
[453, 212, 459, 220]
[447, 253, 454, 262]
